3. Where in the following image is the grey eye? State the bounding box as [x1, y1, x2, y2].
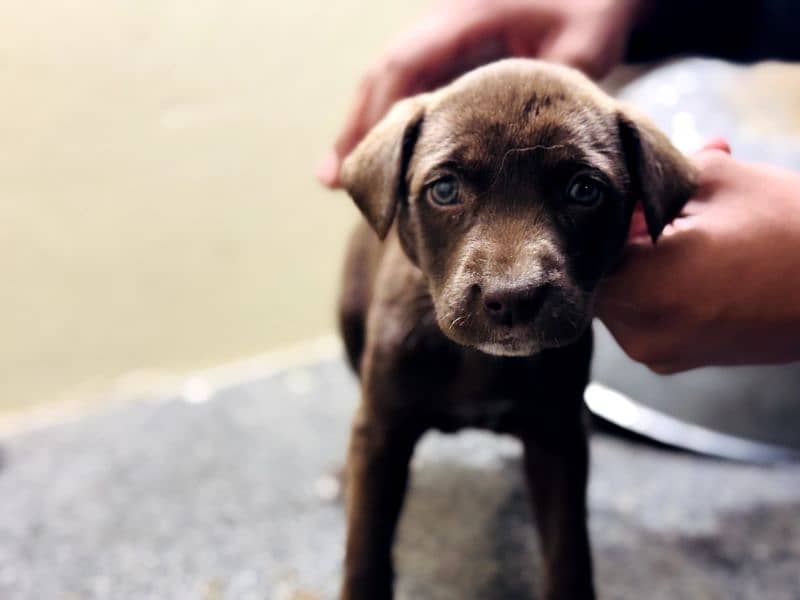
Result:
[566, 175, 605, 206]
[430, 176, 460, 206]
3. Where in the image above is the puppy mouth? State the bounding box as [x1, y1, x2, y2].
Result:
[475, 338, 542, 357]
[437, 292, 592, 356]
[468, 321, 588, 356]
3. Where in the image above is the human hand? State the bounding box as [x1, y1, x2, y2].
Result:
[596, 142, 800, 374]
[316, 0, 645, 187]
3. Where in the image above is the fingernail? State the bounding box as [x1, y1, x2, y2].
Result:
[698, 137, 731, 155]
[315, 152, 339, 187]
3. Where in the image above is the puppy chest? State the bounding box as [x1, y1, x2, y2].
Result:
[430, 396, 521, 433]
[419, 351, 545, 433]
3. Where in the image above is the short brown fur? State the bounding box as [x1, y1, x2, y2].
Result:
[337, 59, 695, 600]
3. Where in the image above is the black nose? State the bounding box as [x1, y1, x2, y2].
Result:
[483, 283, 550, 327]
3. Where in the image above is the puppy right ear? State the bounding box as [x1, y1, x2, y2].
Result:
[340, 97, 426, 240]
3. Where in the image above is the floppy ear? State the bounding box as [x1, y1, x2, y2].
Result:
[617, 106, 697, 242]
[340, 97, 426, 239]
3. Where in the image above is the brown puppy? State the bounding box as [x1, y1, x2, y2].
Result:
[336, 59, 695, 600]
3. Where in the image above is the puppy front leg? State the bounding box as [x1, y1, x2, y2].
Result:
[521, 425, 594, 600]
[341, 410, 422, 600]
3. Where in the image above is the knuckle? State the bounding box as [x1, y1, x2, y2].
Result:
[622, 338, 652, 364]
[551, 41, 607, 77]
[621, 335, 669, 367]
[694, 150, 730, 178]
[382, 55, 410, 77]
[648, 362, 681, 376]
[559, 49, 594, 72]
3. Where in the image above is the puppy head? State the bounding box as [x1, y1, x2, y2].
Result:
[342, 59, 695, 356]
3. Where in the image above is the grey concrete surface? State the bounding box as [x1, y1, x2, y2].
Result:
[2, 357, 800, 600]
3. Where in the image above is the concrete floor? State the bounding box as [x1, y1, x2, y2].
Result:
[1, 355, 799, 600]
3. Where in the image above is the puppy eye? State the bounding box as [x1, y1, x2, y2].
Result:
[565, 175, 605, 206]
[429, 176, 460, 206]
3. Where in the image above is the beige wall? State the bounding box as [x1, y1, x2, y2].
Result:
[0, 0, 430, 412]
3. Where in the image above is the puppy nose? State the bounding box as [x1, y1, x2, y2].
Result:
[483, 284, 550, 327]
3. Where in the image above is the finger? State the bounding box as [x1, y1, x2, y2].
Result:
[630, 137, 725, 237]
[542, 43, 607, 79]
[595, 231, 693, 322]
[314, 72, 376, 188]
[317, 49, 422, 188]
[317, 12, 467, 188]
[315, 5, 555, 188]
[695, 137, 731, 155]
[648, 361, 687, 376]
[314, 151, 340, 188]
[537, 22, 617, 79]
[627, 205, 649, 241]
[345, 2, 554, 135]
[362, 62, 417, 131]
[691, 146, 735, 191]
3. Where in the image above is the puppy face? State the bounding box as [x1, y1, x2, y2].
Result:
[342, 59, 695, 356]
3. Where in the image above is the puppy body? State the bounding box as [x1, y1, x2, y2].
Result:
[337, 59, 695, 600]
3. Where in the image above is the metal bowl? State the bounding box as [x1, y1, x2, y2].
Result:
[590, 59, 800, 463]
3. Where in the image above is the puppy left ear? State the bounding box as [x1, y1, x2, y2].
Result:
[340, 96, 427, 240]
[617, 106, 697, 242]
